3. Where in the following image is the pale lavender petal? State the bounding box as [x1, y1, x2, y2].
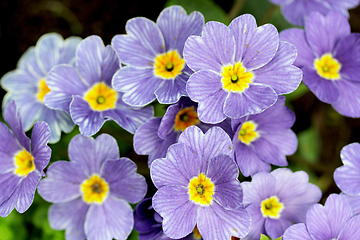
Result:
[35, 33, 63, 74]
[112, 67, 163, 107]
[252, 137, 288, 166]
[265, 217, 292, 239]
[341, 194, 360, 215]
[150, 143, 200, 189]
[334, 143, 360, 195]
[242, 203, 265, 240]
[4, 101, 31, 151]
[280, 28, 316, 67]
[0, 152, 15, 175]
[102, 158, 147, 204]
[48, 198, 89, 240]
[99, 45, 120, 85]
[16, 47, 43, 79]
[178, 126, 233, 170]
[223, 84, 277, 119]
[234, 141, 271, 177]
[253, 41, 302, 94]
[31, 121, 51, 174]
[305, 11, 350, 57]
[197, 202, 251, 239]
[152, 186, 197, 239]
[37, 161, 87, 203]
[59, 36, 82, 65]
[76, 35, 104, 86]
[157, 5, 204, 53]
[0, 172, 22, 209]
[1, 70, 38, 92]
[335, 33, 360, 81]
[302, 66, 340, 103]
[229, 14, 257, 63]
[0, 171, 40, 216]
[155, 76, 187, 104]
[183, 21, 235, 72]
[85, 197, 134, 240]
[307, 194, 352, 240]
[332, 79, 360, 117]
[103, 99, 153, 134]
[133, 117, 177, 166]
[196, 89, 227, 124]
[283, 223, 313, 240]
[260, 130, 298, 156]
[206, 154, 242, 209]
[45, 64, 88, 112]
[112, 17, 165, 67]
[282, 0, 330, 26]
[68, 134, 119, 176]
[186, 70, 223, 101]
[241, 24, 279, 71]
[70, 96, 105, 136]
[0, 122, 21, 162]
[338, 215, 360, 240]
[158, 103, 179, 139]
[242, 172, 276, 205]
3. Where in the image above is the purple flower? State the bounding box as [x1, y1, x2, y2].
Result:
[134, 197, 203, 240]
[0, 101, 51, 217]
[232, 96, 297, 177]
[280, 11, 360, 117]
[38, 133, 147, 240]
[111, 5, 204, 106]
[283, 194, 360, 240]
[183, 14, 302, 124]
[241, 168, 322, 240]
[134, 97, 232, 166]
[44, 35, 153, 136]
[1, 33, 81, 143]
[150, 126, 251, 240]
[269, 0, 360, 26]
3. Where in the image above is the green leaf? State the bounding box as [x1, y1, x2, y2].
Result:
[297, 127, 320, 163]
[260, 234, 270, 240]
[165, 0, 230, 24]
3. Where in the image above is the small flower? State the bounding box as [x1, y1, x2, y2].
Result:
[242, 168, 322, 240]
[150, 126, 251, 240]
[111, 5, 204, 106]
[134, 197, 203, 240]
[232, 96, 297, 176]
[183, 14, 302, 124]
[0, 101, 51, 217]
[269, 0, 360, 26]
[38, 133, 147, 240]
[1, 33, 81, 143]
[283, 194, 360, 240]
[44, 35, 153, 136]
[134, 97, 232, 166]
[280, 11, 360, 117]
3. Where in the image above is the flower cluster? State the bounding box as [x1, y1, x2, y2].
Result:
[1, 2, 360, 240]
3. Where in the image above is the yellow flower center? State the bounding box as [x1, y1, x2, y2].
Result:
[238, 121, 260, 145]
[37, 78, 51, 102]
[221, 62, 253, 92]
[188, 173, 215, 205]
[154, 50, 185, 79]
[174, 106, 199, 132]
[14, 148, 35, 177]
[260, 195, 284, 219]
[80, 174, 109, 204]
[314, 53, 341, 80]
[84, 82, 117, 111]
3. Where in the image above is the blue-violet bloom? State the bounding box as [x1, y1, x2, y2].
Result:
[232, 96, 297, 176]
[1, 33, 81, 143]
[241, 168, 322, 240]
[111, 5, 204, 106]
[38, 133, 147, 240]
[0, 101, 51, 217]
[134, 97, 232, 166]
[183, 14, 302, 124]
[280, 11, 360, 117]
[283, 194, 360, 240]
[269, 0, 360, 26]
[44, 35, 153, 136]
[151, 126, 251, 240]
